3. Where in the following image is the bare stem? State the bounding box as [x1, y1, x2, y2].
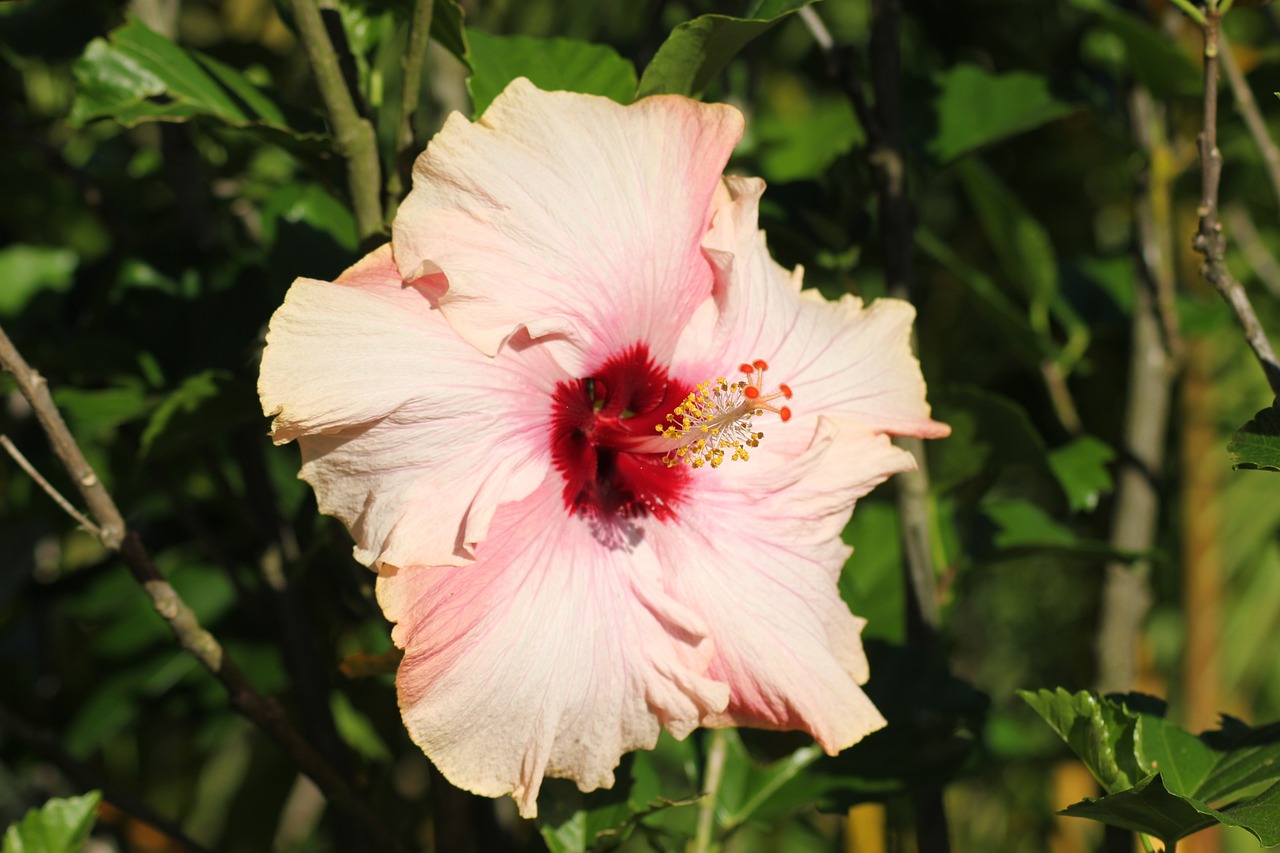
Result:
[284, 0, 384, 240]
[1193, 13, 1280, 397]
[0, 324, 405, 853]
[386, 0, 434, 214]
[692, 730, 729, 853]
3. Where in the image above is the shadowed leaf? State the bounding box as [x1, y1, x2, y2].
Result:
[1229, 407, 1280, 472]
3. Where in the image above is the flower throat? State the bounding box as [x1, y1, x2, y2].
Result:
[549, 346, 792, 522]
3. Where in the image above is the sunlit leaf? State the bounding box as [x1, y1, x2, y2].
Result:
[466, 31, 637, 118]
[1020, 688, 1146, 793]
[981, 499, 1078, 550]
[1048, 435, 1115, 512]
[1023, 689, 1280, 845]
[840, 501, 905, 643]
[538, 747, 698, 853]
[0, 245, 78, 317]
[929, 64, 1074, 163]
[754, 89, 862, 183]
[636, 0, 817, 98]
[69, 17, 315, 146]
[2, 791, 101, 853]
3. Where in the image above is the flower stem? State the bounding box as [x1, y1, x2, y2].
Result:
[284, 0, 384, 240]
[1167, 0, 1208, 24]
[385, 0, 434, 217]
[693, 730, 730, 853]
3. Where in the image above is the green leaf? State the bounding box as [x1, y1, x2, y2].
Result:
[466, 31, 637, 118]
[804, 641, 987, 808]
[711, 731, 826, 832]
[53, 382, 153, 442]
[1024, 690, 1280, 845]
[1048, 435, 1115, 512]
[1070, 0, 1201, 98]
[329, 691, 391, 762]
[260, 182, 359, 253]
[431, 0, 470, 70]
[754, 90, 863, 183]
[139, 369, 230, 456]
[981, 499, 1079, 551]
[0, 245, 78, 317]
[1229, 407, 1280, 472]
[1019, 688, 1146, 793]
[1059, 773, 1219, 843]
[69, 17, 303, 137]
[930, 387, 1058, 495]
[840, 501, 906, 643]
[929, 64, 1074, 163]
[2, 791, 101, 853]
[956, 158, 1059, 335]
[537, 748, 698, 853]
[636, 0, 816, 98]
[917, 228, 1046, 369]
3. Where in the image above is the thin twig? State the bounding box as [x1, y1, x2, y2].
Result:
[1220, 32, 1280, 212]
[386, 0, 434, 214]
[0, 330, 124, 549]
[692, 730, 729, 853]
[284, 0, 384, 240]
[1193, 12, 1280, 397]
[0, 324, 406, 853]
[1, 434, 100, 536]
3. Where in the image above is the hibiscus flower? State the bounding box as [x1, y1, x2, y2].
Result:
[258, 78, 948, 818]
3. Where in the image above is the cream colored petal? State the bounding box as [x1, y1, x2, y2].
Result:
[393, 79, 744, 375]
[258, 245, 554, 567]
[378, 483, 729, 818]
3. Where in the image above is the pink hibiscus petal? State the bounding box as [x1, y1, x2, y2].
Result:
[392, 78, 745, 375]
[653, 421, 908, 750]
[378, 483, 730, 818]
[678, 176, 949, 442]
[259, 245, 553, 567]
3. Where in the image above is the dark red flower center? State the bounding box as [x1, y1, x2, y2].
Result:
[550, 345, 692, 522]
